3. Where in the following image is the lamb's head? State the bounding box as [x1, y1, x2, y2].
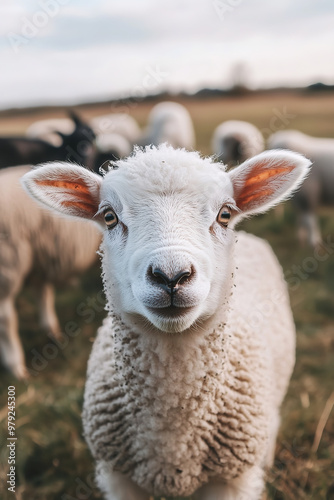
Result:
[21, 145, 311, 333]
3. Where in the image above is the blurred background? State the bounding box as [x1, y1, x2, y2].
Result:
[0, 1, 334, 499]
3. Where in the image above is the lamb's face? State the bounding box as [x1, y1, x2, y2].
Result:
[21, 145, 311, 334]
[100, 151, 236, 333]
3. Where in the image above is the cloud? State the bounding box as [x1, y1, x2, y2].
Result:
[0, 0, 333, 109]
[40, 14, 154, 49]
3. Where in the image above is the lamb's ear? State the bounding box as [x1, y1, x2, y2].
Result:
[21, 162, 102, 220]
[228, 150, 311, 218]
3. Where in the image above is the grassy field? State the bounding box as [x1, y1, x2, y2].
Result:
[0, 92, 334, 500]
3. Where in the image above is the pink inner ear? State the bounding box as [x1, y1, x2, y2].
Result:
[237, 160, 294, 211]
[36, 178, 91, 194]
[238, 188, 274, 209]
[62, 200, 97, 215]
[36, 178, 98, 216]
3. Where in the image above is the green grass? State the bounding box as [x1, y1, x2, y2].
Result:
[238, 210, 334, 500]
[1, 93, 334, 499]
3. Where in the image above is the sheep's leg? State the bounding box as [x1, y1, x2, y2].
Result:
[297, 212, 322, 247]
[264, 411, 280, 468]
[95, 462, 149, 500]
[0, 298, 28, 379]
[194, 466, 264, 500]
[37, 283, 63, 340]
[306, 213, 322, 248]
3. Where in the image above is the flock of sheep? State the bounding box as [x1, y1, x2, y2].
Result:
[0, 100, 331, 500]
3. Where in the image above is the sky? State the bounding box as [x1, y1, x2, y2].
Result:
[0, 0, 334, 109]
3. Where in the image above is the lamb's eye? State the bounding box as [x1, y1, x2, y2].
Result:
[104, 209, 118, 228]
[217, 205, 231, 227]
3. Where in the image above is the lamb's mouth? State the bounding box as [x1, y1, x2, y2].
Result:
[147, 305, 194, 319]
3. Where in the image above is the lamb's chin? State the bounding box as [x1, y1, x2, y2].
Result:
[145, 306, 200, 333]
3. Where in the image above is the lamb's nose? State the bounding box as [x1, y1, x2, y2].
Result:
[149, 267, 193, 294]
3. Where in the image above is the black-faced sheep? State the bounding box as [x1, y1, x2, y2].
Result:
[0, 112, 96, 170]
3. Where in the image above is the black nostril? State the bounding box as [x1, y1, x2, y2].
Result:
[151, 268, 171, 287]
[171, 270, 192, 288]
[150, 267, 193, 294]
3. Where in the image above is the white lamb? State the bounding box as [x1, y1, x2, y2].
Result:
[141, 101, 196, 150]
[0, 166, 101, 379]
[90, 114, 141, 145]
[26, 118, 75, 147]
[22, 145, 310, 500]
[268, 130, 334, 246]
[212, 120, 265, 166]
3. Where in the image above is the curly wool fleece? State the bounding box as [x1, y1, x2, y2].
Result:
[82, 231, 295, 498]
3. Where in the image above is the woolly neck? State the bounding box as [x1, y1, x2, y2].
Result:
[84, 234, 271, 497]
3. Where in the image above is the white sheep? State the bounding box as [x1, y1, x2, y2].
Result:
[95, 133, 132, 168]
[26, 118, 75, 146]
[268, 130, 334, 246]
[22, 145, 310, 500]
[90, 114, 141, 145]
[0, 166, 101, 379]
[212, 120, 265, 166]
[141, 101, 196, 150]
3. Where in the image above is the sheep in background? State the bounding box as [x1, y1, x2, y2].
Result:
[95, 133, 132, 172]
[141, 101, 195, 149]
[268, 129, 334, 155]
[90, 113, 141, 145]
[212, 120, 264, 166]
[268, 130, 334, 246]
[23, 145, 310, 500]
[0, 166, 101, 379]
[26, 117, 75, 147]
[0, 111, 96, 170]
